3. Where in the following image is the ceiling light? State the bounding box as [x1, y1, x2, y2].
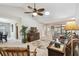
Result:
[45, 11, 50, 15]
[32, 12, 37, 16]
[71, 17, 76, 19]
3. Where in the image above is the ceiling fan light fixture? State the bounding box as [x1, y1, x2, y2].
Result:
[45, 11, 50, 15]
[32, 12, 37, 16]
[25, 3, 45, 16]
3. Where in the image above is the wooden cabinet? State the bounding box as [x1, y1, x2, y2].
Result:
[27, 32, 40, 42]
[27, 27, 40, 42]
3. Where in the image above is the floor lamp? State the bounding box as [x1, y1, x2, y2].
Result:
[64, 20, 79, 56]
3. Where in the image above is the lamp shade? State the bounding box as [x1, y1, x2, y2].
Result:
[64, 20, 79, 30]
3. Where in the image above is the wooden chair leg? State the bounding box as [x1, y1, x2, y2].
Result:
[27, 45, 30, 56]
[33, 48, 37, 56]
[30, 48, 37, 56]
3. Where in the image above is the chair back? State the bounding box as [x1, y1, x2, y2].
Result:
[0, 45, 30, 56]
[65, 39, 79, 56]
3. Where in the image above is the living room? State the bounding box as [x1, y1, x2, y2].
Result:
[0, 1, 79, 57]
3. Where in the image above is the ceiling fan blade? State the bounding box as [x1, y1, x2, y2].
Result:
[24, 12, 33, 13]
[37, 12, 43, 16]
[27, 6, 33, 9]
[37, 8, 45, 12]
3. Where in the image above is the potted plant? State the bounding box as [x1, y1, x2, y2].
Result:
[20, 25, 28, 43]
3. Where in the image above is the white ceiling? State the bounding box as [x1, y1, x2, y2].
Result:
[0, 3, 79, 24]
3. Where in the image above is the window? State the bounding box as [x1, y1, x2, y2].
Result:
[0, 22, 10, 37]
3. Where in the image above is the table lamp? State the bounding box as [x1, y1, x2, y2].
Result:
[64, 20, 79, 37]
[64, 20, 79, 30]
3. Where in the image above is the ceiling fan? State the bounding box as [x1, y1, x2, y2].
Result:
[24, 3, 45, 16]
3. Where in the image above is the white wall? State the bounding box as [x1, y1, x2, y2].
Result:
[0, 18, 17, 40]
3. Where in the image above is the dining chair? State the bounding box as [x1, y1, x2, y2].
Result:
[64, 38, 79, 56]
[0, 45, 37, 56]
